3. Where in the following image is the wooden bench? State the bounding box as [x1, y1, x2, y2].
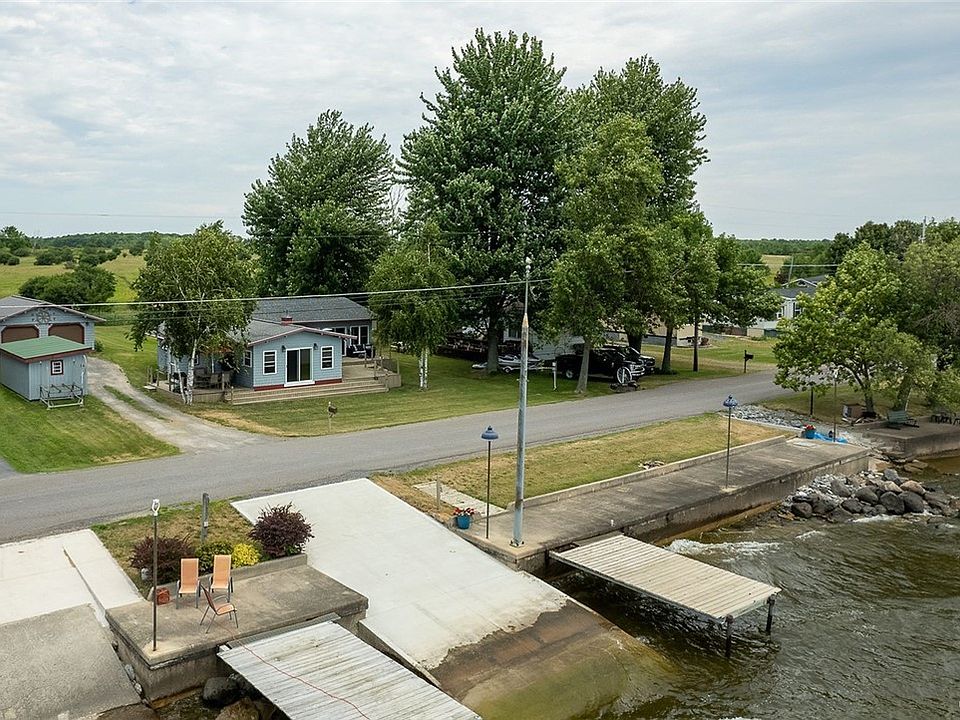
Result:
[885, 409, 919, 429]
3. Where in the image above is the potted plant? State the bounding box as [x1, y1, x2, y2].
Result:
[453, 507, 475, 530]
[801, 423, 816, 439]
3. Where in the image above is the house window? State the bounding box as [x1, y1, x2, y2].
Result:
[50, 360, 64, 375]
[794, 305, 803, 317]
[263, 350, 277, 374]
[350, 325, 369, 345]
[331, 327, 346, 335]
[243, 350, 252, 368]
[320, 345, 334, 369]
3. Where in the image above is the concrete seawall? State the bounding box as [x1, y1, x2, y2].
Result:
[462, 437, 871, 573]
[862, 419, 960, 458]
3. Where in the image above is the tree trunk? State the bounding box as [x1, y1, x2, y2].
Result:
[894, 375, 913, 411]
[661, 324, 675, 374]
[185, 342, 197, 405]
[692, 316, 700, 372]
[627, 331, 643, 353]
[576, 339, 592, 395]
[485, 312, 500, 376]
[419, 348, 428, 390]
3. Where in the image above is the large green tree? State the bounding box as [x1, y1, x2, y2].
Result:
[774, 244, 932, 412]
[243, 110, 394, 295]
[572, 56, 707, 219]
[368, 224, 459, 390]
[0, 226, 30, 253]
[131, 223, 258, 404]
[550, 115, 663, 391]
[19, 266, 116, 305]
[400, 29, 572, 372]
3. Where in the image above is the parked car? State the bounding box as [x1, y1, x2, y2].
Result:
[555, 345, 652, 384]
[617, 346, 657, 374]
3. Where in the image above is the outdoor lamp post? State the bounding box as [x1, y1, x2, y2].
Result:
[151, 498, 160, 652]
[722, 395, 738, 487]
[832, 368, 839, 441]
[481, 425, 499, 539]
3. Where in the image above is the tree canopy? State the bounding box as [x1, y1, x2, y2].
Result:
[243, 110, 394, 296]
[19, 266, 116, 306]
[131, 222, 259, 403]
[400, 29, 572, 370]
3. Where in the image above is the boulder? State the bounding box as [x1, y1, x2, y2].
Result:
[216, 699, 260, 720]
[791, 501, 813, 519]
[882, 481, 902, 494]
[855, 487, 879, 505]
[899, 480, 925, 495]
[880, 492, 905, 515]
[903, 462, 927, 473]
[883, 468, 901, 484]
[863, 504, 882, 517]
[841, 498, 864, 514]
[812, 497, 838, 516]
[203, 676, 242, 708]
[900, 491, 925, 514]
[827, 506, 854, 523]
[830, 478, 854, 498]
[925, 490, 952, 511]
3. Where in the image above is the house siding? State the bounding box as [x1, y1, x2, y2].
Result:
[0, 353, 84, 401]
[0, 354, 31, 399]
[239, 332, 342, 389]
[0, 307, 96, 347]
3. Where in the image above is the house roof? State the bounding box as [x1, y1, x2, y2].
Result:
[778, 286, 815, 299]
[252, 296, 372, 325]
[0, 336, 90, 361]
[0, 295, 105, 323]
[246, 319, 354, 347]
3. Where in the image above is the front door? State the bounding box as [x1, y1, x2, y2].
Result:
[285, 348, 312, 385]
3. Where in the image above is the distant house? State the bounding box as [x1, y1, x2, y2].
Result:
[750, 276, 822, 336]
[157, 296, 374, 394]
[0, 295, 103, 404]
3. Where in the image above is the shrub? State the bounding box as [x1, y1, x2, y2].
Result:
[249, 503, 313, 559]
[231, 542, 260, 568]
[197, 540, 233, 574]
[93, 339, 104, 353]
[129, 535, 194, 585]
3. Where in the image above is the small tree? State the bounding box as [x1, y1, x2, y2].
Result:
[249, 503, 314, 559]
[130, 222, 258, 404]
[368, 224, 458, 390]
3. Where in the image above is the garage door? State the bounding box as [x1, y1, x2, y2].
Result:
[1, 326, 39, 343]
[49, 324, 85, 344]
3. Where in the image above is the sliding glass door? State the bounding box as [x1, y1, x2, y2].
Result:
[285, 348, 312, 385]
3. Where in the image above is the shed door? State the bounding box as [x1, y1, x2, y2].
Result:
[49, 324, 85, 344]
[1, 325, 39, 343]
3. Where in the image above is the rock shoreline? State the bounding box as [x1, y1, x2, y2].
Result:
[782, 467, 960, 523]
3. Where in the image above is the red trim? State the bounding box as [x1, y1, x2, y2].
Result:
[314, 378, 341, 386]
[254, 383, 285, 391]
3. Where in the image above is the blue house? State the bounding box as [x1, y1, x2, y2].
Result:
[0, 295, 103, 405]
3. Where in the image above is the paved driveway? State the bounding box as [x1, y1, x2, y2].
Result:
[0, 370, 789, 541]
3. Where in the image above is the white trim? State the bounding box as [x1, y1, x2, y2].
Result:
[320, 345, 334, 370]
[50, 359, 64, 375]
[242, 349, 252, 368]
[284, 346, 313, 387]
[262, 349, 277, 374]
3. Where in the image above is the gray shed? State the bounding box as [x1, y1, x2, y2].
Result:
[0, 336, 90, 406]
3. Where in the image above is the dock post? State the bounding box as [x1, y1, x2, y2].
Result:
[724, 614, 734, 658]
[765, 596, 776, 635]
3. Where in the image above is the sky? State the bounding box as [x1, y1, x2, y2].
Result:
[0, 1, 957, 240]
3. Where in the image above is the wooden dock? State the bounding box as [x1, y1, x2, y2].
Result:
[551, 534, 780, 656]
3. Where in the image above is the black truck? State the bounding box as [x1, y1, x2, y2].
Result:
[554, 345, 656, 385]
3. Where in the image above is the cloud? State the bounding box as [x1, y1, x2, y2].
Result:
[0, 1, 957, 238]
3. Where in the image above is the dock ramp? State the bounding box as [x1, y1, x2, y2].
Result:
[551, 534, 780, 655]
[220, 621, 480, 719]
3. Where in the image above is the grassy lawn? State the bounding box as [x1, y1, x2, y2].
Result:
[764, 387, 933, 424]
[95, 324, 158, 387]
[103, 385, 167, 420]
[761, 254, 789, 283]
[374, 414, 786, 512]
[0, 386, 177, 472]
[0, 253, 144, 301]
[93, 325, 778, 437]
[93, 499, 253, 593]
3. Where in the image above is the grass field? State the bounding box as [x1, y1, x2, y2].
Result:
[0, 385, 177, 472]
[374, 414, 785, 513]
[95, 326, 778, 437]
[0, 253, 144, 301]
[761, 254, 789, 283]
[93, 499, 253, 593]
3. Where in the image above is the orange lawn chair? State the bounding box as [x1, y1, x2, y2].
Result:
[177, 558, 200, 608]
[200, 584, 238, 633]
[210, 554, 233, 601]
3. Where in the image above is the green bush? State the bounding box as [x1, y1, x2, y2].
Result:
[197, 540, 233, 574]
[129, 535, 194, 584]
[249, 503, 314, 559]
[231, 542, 260, 568]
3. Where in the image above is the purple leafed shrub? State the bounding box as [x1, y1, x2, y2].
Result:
[130, 535, 195, 584]
[249, 503, 314, 559]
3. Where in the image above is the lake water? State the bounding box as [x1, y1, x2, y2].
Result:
[555, 466, 960, 720]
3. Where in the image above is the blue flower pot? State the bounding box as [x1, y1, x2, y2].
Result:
[455, 515, 471, 529]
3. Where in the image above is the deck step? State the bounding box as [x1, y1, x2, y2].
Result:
[230, 382, 386, 405]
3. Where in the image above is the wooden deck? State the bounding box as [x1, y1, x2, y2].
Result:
[551, 534, 780, 654]
[219, 622, 480, 720]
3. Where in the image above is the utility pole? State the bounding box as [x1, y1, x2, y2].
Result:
[512, 257, 532, 547]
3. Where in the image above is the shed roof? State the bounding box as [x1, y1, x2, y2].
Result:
[253, 296, 371, 325]
[0, 336, 90, 360]
[246, 319, 353, 346]
[0, 295, 105, 323]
